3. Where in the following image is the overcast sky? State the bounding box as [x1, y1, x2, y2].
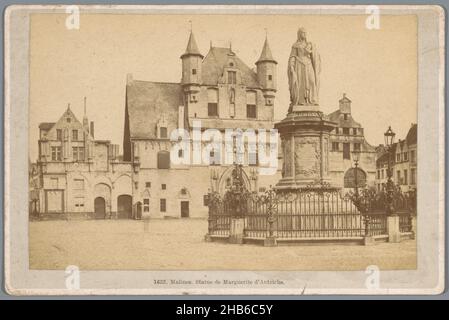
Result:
[29, 13, 417, 160]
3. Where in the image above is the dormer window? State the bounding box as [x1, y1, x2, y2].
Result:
[228, 71, 237, 84]
[67, 118, 71, 123]
[56, 129, 62, 140]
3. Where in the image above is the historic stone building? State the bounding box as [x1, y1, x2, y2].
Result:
[327, 94, 377, 189]
[32, 102, 133, 218]
[375, 123, 417, 192]
[122, 31, 281, 218]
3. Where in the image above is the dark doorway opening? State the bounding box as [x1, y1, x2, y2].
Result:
[181, 201, 189, 218]
[117, 195, 132, 219]
[94, 197, 106, 219]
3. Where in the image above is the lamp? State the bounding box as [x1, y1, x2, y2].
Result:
[384, 126, 396, 147]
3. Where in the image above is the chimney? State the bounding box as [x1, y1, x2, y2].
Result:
[90, 121, 95, 138]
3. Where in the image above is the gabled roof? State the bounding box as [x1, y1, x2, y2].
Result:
[327, 109, 362, 128]
[256, 38, 277, 65]
[202, 47, 259, 88]
[406, 123, 417, 145]
[39, 122, 55, 130]
[126, 80, 182, 139]
[181, 31, 203, 59]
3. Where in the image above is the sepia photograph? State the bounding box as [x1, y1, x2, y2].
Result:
[3, 4, 445, 296]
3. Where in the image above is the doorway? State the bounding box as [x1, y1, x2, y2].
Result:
[94, 197, 106, 219]
[117, 195, 132, 219]
[181, 201, 189, 218]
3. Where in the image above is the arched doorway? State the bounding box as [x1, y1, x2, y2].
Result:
[344, 167, 367, 188]
[117, 195, 132, 219]
[94, 197, 106, 219]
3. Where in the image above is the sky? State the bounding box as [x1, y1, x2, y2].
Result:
[29, 13, 417, 160]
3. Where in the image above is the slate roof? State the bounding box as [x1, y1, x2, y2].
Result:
[125, 80, 182, 139]
[405, 123, 417, 145]
[39, 122, 55, 130]
[328, 110, 362, 128]
[181, 32, 203, 59]
[201, 47, 259, 88]
[256, 38, 277, 64]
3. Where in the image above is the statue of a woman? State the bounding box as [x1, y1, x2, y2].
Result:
[288, 28, 321, 107]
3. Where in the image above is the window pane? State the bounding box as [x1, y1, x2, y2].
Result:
[160, 127, 168, 138]
[208, 103, 218, 117]
[157, 151, 170, 169]
[246, 105, 256, 118]
[160, 199, 166, 212]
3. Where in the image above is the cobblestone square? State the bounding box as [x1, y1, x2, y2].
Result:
[29, 219, 417, 271]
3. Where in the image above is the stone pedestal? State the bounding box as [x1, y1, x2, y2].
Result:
[229, 218, 246, 244]
[387, 215, 401, 243]
[274, 108, 337, 190]
[264, 236, 277, 247]
[363, 236, 376, 246]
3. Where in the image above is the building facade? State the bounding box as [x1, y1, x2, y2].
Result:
[375, 124, 417, 192]
[327, 94, 377, 189]
[122, 32, 281, 219]
[32, 103, 133, 218]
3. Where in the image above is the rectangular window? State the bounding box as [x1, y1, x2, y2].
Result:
[145, 182, 151, 188]
[72, 129, 78, 141]
[161, 184, 166, 190]
[143, 198, 149, 205]
[410, 150, 416, 163]
[343, 143, 350, 160]
[404, 169, 408, 185]
[246, 105, 257, 119]
[160, 127, 168, 139]
[403, 152, 408, 161]
[51, 146, 62, 161]
[157, 151, 170, 169]
[72, 147, 84, 161]
[397, 170, 401, 184]
[228, 71, 237, 84]
[353, 143, 361, 151]
[335, 128, 339, 134]
[208, 103, 218, 117]
[377, 170, 380, 179]
[160, 199, 166, 212]
[411, 168, 416, 184]
[74, 179, 84, 190]
[192, 69, 197, 75]
[381, 169, 384, 179]
[396, 153, 401, 162]
[248, 152, 258, 166]
[56, 129, 62, 140]
[343, 128, 350, 135]
[178, 149, 184, 158]
[343, 114, 348, 120]
[331, 142, 339, 151]
[352, 128, 357, 135]
[268, 75, 272, 81]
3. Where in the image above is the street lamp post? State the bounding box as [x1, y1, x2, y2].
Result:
[352, 149, 361, 197]
[384, 126, 396, 216]
[351, 149, 368, 235]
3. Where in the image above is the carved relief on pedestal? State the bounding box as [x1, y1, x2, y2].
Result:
[294, 136, 321, 178]
[283, 137, 292, 177]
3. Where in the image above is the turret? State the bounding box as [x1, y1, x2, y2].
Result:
[181, 31, 203, 98]
[256, 36, 277, 106]
[339, 93, 352, 114]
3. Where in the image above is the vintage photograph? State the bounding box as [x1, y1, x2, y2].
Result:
[3, 5, 444, 295]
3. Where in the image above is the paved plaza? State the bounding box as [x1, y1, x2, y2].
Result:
[29, 219, 417, 271]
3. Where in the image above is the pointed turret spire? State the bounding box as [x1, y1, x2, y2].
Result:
[83, 96, 87, 116]
[181, 30, 203, 59]
[256, 36, 277, 65]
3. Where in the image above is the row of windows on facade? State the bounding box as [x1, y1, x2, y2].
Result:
[190, 69, 272, 84]
[55, 129, 82, 141]
[396, 150, 416, 163]
[376, 168, 416, 185]
[153, 150, 259, 168]
[333, 127, 363, 136]
[207, 103, 257, 118]
[142, 198, 167, 212]
[51, 146, 85, 161]
[331, 142, 361, 160]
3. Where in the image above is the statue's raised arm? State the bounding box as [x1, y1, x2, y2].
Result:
[288, 28, 321, 107]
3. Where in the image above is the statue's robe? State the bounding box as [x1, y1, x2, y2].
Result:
[288, 41, 321, 106]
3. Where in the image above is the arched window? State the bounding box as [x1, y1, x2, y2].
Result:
[344, 168, 367, 188]
[157, 151, 170, 169]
